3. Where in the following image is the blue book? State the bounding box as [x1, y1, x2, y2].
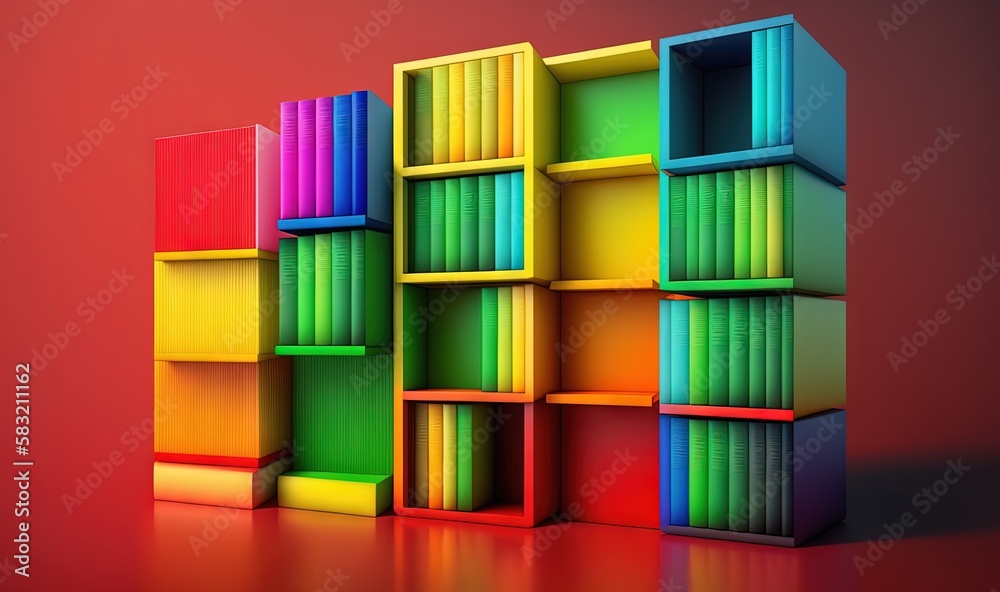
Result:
[351, 91, 393, 222]
[751, 30, 767, 150]
[494, 173, 511, 271]
[510, 171, 524, 270]
[333, 94, 352, 217]
[780, 26, 794, 145]
[670, 300, 690, 404]
[670, 417, 689, 526]
[766, 28, 781, 147]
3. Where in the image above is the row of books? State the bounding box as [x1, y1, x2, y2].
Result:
[278, 231, 391, 347]
[663, 297, 793, 409]
[280, 91, 391, 220]
[409, 172, 525, 273]
[480, 286, 526, 393]
[408, 54, 524, 166]
[667, 417, 792, 535]
[751, 26, 793, 149]
[667, 165, 792, 282]
[411, 403, 494, 511]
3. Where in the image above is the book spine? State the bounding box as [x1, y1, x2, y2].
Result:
[460, 176, 479, 271]
[428, 403, 443, 510]
[456, 403, 471, 511]
[708, 298, 729, 406]
[670, 417, 689, 526]
[688, 299, 709, 405]
[280, 102, 298, 219]
[352, 91, 369, 216]
[478, 175, 496, 271]
[782, 423, 793, 536]
[413, 402, 429, 507]
[728, 421, 750, 532]
[429, 180, 446, 272]
[278, 238, 298, 345]
[495, 173, 512, 271]
[748, 297, 766, 407]
[669, 176, 687, 280]
[670, 300, 690, 404]
[783, 164, 794, 278]
[708, 419, 729, 530]
[685, 175, 700, 280]
[780, 26, 794, 145]
[748, 421, 766, 533]
[728, 298, 750, 407]
[765, 296, 782, 409]
[412, 68, 433, 166]
[481, 287, 498, 392]
[716, 171, 735, 280]
[749, 167, 767, 279]
[497, 286, 513, 393]
[298, 99, 316, 218]
[314, 233, 333, 346]
[734, 169, 751, 279]
[513, 52, 524, 157]
[511, 171, 524, 270]
[766, 165, 784, 278]
[766, 28, 781, 148]
[464, 60, 482, 162]
[316, 97, 334, 217]
[350, 230, 366, 346]
[331, 231, 353, 346]
[432, 65, 449, 164]
[445, 178, 461, 272]
[442, 403, 457, 511]
[481, 57, 499, 160]
[333, 95, 353, 217]
[413, 181, 431, 272]
[297, 236, 315, 345]
[688, 419, 708, 528]
[497, 54, 514, 158]
[512, 286, 525, 393]
[751, 30, 767, 150]
[765, 422, 782, 535]
[781, 296, 794, 410]
[698, 173, 716, 280]
[448, 63, 465, 163]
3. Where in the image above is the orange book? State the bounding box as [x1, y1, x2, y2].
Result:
[513, 53, 524, 157]
[497, 54, 514, 158]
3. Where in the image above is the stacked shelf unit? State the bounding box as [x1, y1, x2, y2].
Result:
[272, 91, 396, 517]
[153, 125, 292, 509]
[657, 15, 847, 546]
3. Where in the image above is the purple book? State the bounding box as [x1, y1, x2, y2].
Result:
[315, 97, 334, 217]
[297, 99, 316, 218]
[280, 101, 298, 219]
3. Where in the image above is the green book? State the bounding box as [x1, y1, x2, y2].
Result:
[766, 28, 781, 148]
[350, 230, 366, 346]
[442, 403, 457, 511]
[748, 421, 766, 533]
[478, 175, 496, 271]
[765, 422, 782, 535]
[412, 68, 433, 166]
[765, 296, 782, 409]
[685, 175, 699, 280]
[460, 176, 479, 271]
[716, 171, 735, 280]
[783, 164, 794, 278]
[457, 403, 494, 511]
[688, 299, 709, 405]
[734, 170, 751, 279]
[669, 176, 687, 280]
[464, 60, 482, 162]
[445, 178, 461, 272]
[481, 287, 498, 392]
[749, 167, 767, 279]
[766, 165, 784, 278]
[728, 298, 750, 407]
[708, 420, 729, 530]
[278, 238, 297, 346]
[781, 297, 794, 410]
[314, 233, 333, 345]
[431, 65, 449, 164]
[751, 30, 767, 149]
[497, 286, 513, 393]
[748, 297, 766, 408]
[708, 299, 729, 406]
[412, 181, 431, 272]
[413, 402, 429, 507]
[698, 173, 716, 280]
[331, 231, 352, 346]
[296, 235, 315, 346]
[429, 180, 446, 272]
[728, 421, 750, 532]
[688, 419, 708, 528]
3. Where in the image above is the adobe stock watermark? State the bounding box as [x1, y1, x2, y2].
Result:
[340, 0, 407, 63]
[887, 254, 997, 373]
[180, 128, 275, 223]
[312, 568, 350, 592]
[213, 0, 245, 21]
[845, 126, 959, 244]
[853, 458, 971, 576]
[224, 288, 283, 349]
[877, 0, 930, 41]
[7, 0, 71, 54]
[52, 65, 169, 182]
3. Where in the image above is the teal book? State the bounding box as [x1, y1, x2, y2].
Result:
[749, 167, 767, 279]
[783, 164, 794, 278]
[698, 173, 716, 280]
[670, 300, 690, 404]
[728, 421, 750, 532]
[314, 233, 333, 346]
[780, 26, 794, 145]
[688, 299, 709, 405]
[413, 181, 431, 272]
[481, 287, 498, 392]
[748, 297, 766, 408]
[478, 175, 496, 271]
[781, 423, 793, 536]
[734, 170, 751, 279]
[495, 173, 511, 270]
[716, 171, 735, 280]
[511, 171, 524, 270]
[445, 178, 461, 272]
[765, 296, 782, 409]
[457, 403, 494, 511]
[781, 297, 794, 410]
[669, 176, 687, 280]
[350, 230, 366, 346]
[751, 30, 767, 149]
[729, 298, 749, 407]
[278, 238, 297, 346]
[460, 176, 479, 272]
[331, 231, 352, 345]
[685, 175, 699, 280]
[412, 68, 433, 166]
[765, 422, 782, 535]
[297, 236, 315, 346]
[707, 420, 729, 530]
[708, 299, 729, 406]
[766, 28, 781, 147]
[688, 419, 708, 528]
[748, 421, 766, 533]
[429, 179, 446, 272]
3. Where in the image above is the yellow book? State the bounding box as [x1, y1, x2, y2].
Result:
[481, 57, 499, 160]
[513, 53, 524, 157]
[512, 285, 525, 392]
[464, 60, 482, 162]
[497, 286, 513, 392]
[497, 54, 514, 158]
[153, 460, 288, 509]
[442, 403, 457, 510]
[449, 62, 465, 163]
[428, 403, 444, 509]
[277, 472, 391, 517]
[766, 165, 784, 278]
[432, 65, 449, 164]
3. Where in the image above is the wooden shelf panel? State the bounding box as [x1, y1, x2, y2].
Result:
[549, 278, 659, 292]
[276, 216, 391, 236]
[546, 154, 658, 183]
[659, 403, 796, 422]
[403, 389, 539, 403]
[399, 270, 550, 286]
[544, 40, 659, 83]
[154, 353, 279, 363]
[274, 345, 387, 357]
[400, 157, 524, 180]
[154, 249, 277, 262]
[547, 391, 659, 407]
[395, 503, 528, 527]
